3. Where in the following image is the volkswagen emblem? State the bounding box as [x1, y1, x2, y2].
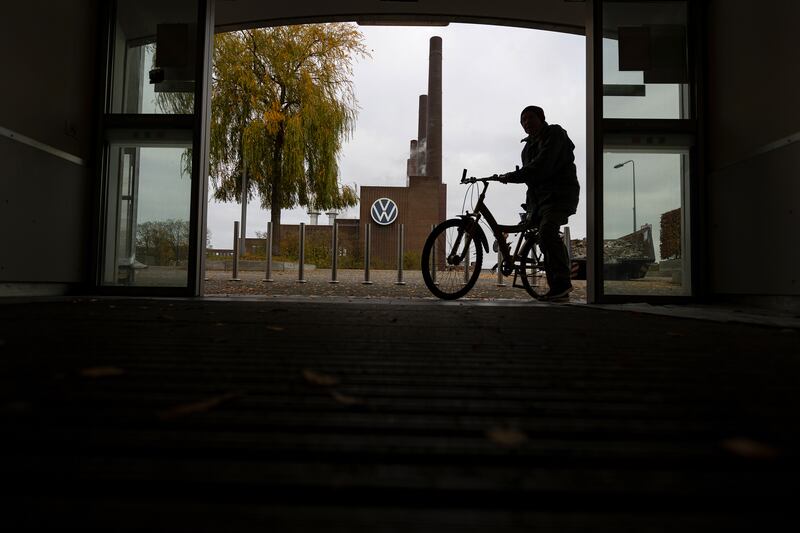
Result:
[370, 198, 398, 225]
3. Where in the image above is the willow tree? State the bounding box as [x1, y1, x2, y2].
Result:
[158, 24, 365, 254]
[212, 25, 367, 254]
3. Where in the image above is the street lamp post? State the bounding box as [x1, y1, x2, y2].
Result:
[613, 159, 637, 233]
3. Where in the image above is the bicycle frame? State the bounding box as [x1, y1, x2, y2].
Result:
[462, 181, 531, 270]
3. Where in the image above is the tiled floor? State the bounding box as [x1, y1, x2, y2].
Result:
[1, 296, 798, 531]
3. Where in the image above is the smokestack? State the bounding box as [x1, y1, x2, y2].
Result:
[416, 94, 428, 175]
[407, 139, 418, 179]
[425, 36, 442, 180]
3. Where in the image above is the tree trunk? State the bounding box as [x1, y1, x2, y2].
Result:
[270, 125, 285, 256]
[240, 158, 248, 258]
[270, 201, 282, 257]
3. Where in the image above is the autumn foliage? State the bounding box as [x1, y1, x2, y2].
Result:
[160, 24, 369, 253]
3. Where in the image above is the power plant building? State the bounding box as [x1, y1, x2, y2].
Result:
[357, 36, 447, 267]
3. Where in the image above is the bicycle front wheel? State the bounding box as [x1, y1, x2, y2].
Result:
[421, 219, 484, 300]
[518, 236, 549, 299]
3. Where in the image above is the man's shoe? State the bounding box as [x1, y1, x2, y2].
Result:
[541, 284, 573, 302]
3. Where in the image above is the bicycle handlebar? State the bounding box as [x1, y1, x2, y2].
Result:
[460, 168, 504, 184]
[460, 166, 519, 185]
[460, 175, 504, 184]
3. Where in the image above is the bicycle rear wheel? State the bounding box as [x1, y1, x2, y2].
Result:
[518, 236, 549, 298]
[421, 219, 483, 300]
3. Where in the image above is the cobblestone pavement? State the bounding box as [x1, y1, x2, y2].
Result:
[204, 268, 589, 302]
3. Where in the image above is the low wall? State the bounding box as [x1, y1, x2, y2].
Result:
[205, 260, 317, 272]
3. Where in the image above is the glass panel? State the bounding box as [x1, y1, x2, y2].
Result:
[603, 1, 689, 119]
[602, 144, 690, 296]
[102, 143, 193, 287]
[110, 0, 198, 114]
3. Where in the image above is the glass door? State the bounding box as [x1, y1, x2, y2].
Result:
[97, 0, 213, 294]
[603, 138, 692, 296]
[589, 0, 700, 302]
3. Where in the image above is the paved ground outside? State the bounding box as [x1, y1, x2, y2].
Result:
[205, 268, 583, 300]
[128, 267, 683, 299]
[204, 268, 685, 300]
[206, 268, 693, 301]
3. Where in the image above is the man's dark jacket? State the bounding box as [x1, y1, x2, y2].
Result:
[505, 122, 580, 216]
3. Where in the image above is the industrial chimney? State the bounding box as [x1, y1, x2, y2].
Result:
[416, 94, 428, 175]
[425, 36, 442, 181]
[407, 139, 418, 181]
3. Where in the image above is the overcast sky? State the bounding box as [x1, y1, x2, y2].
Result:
[205, 22, 587, 249]
[136, 22, 685, 261]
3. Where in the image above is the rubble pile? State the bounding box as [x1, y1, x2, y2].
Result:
[568, 224, 655, 264]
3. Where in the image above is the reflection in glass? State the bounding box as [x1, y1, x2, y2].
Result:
[602, 150, 689, 296]
[103, 146, 192, 287]
[110, 0, 198, 114]
[603, 1, 689, 119]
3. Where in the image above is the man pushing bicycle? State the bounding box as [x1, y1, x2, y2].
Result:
[496, 105, 580, 302]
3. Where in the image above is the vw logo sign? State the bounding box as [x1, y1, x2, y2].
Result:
[370, 198, 398, 225]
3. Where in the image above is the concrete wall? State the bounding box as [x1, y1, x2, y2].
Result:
[0, 1, 98, 292]
[0, 1, 98, 159]
[706, 0, 800, 299]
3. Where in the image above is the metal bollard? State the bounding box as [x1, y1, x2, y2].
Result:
[496, 249, 506, 287]
[263, 221, 274, 282]
[430, 224, 437, 285]
[330, 222, 339, 284]
[464, 240, 470, 283]
[362, 223, 373, 285]
[297, 222, 307, 283]
[395, 224, 406, 285]
[231, 221, 241, 281]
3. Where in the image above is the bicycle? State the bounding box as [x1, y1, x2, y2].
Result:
[421, 169, 549, 300]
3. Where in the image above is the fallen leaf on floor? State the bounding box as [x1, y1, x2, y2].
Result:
[486, 427, 528, 447]
[303, 369, 340, 386]
[80, 366, 126, 378]
[266, 325, 285, 332]
[330, 390, 364, 406]
[157, 392, 240, 420]
[722, 438, 779, 459]
[2, 401, 32, 414]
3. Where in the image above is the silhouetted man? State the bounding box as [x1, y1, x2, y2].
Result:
[498, 105, 579, 301]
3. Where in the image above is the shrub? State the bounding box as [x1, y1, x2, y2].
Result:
[403, 250, 421, 271]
